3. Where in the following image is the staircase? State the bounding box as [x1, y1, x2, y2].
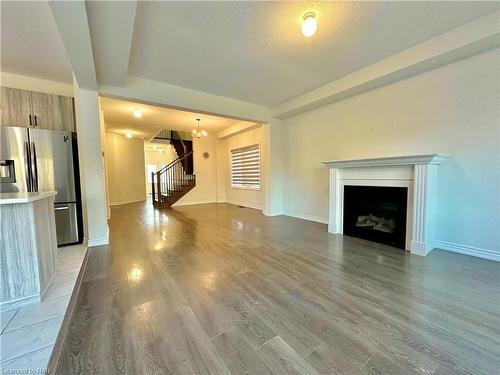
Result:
[151, 150, 195, 208]
[154, 129, 194, 175]
[170, 134, 193, 175]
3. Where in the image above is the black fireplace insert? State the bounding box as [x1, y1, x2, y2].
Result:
[343, 185, 407, 249]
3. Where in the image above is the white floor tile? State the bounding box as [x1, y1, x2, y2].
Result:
[0, 315, 63, 362]
[0, 309, 18, 334]
[0, 345, 53, 372]
[54, 270, 79, 284]
[4, 295, 69, 333]
[43, 278, 76, 301]
[0, 244, 86, 369]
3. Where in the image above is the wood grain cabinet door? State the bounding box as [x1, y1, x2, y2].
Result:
[57, 95, 76, 132]
[0, 86, 33, 127]
[31, 91, 75, 132]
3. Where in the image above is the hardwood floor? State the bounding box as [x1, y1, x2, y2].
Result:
[55, 202, 500, 374]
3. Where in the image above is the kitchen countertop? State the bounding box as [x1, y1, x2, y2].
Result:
[0, 191, 57, 205]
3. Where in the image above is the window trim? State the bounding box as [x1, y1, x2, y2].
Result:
[230, 143, 261, 191]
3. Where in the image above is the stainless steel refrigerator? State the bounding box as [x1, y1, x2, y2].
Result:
[1, 126, 83, 246]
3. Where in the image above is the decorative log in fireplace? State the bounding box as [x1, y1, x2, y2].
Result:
[343, 185, 407, 249]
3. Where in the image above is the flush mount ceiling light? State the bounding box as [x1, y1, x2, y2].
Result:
[133, 109, 142, 118]
[125, 132, 133, 138]
[191, 118, 208, 138]
[301, 12, 317, 37]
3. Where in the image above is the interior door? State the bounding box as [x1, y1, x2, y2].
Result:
[0, 87, 32, 127]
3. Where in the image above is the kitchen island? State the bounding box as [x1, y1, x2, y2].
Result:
[0, 191, 58, 311]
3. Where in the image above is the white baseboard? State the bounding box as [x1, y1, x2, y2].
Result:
[172, 199, 217, 207]
[285, 211, 329, 224]
[264, 210, 284, 217]
[225, 200, 263, 211]
[88, 233, 109, 247]
[110, 198, 146, 206]
[410, 241, 432, 257]
[328, 223, 339, 234]
[1, 294, 40, 313]
[435, 240, 499, 262]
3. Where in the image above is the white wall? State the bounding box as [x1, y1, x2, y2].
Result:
[144, 145, 177, 167]
[144, 143, 177, 194]
[98, 109, 112, 219]
[1, 72, 73, 96]
[283, 48, 500, 256]
[217, 125, 265, 210]
[174, 135, 218, 206]
[73, 77, 108, 246]
[105, 133, 147, 206]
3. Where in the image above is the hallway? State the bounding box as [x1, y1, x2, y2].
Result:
[55, 202, 500, 374]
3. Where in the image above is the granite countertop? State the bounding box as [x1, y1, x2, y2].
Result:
[0, 191, 57, 205]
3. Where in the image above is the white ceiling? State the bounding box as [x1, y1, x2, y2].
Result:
[128, 1, 500, 106]
[100, 96, 252, 140]
[1, 1, 499, 107]
[1, 1, 72, 83]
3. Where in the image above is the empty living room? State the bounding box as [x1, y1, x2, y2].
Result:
[0, 1, 499, 374]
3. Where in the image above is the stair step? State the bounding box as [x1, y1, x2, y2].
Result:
[153, 178, 196, 208]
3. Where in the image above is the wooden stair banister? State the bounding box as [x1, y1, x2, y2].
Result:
[151, 150, 195, 208]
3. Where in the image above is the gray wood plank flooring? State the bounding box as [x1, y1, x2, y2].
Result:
[56, 202, 500, 374]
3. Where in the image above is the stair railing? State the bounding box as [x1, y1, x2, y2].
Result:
[151, 150, 194, 205]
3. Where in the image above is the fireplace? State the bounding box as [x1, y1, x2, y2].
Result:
[323, 154, 447, 256]
[343, 186, 407, 249]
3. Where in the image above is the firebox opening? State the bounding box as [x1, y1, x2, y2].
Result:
[343, 185, 407, 250]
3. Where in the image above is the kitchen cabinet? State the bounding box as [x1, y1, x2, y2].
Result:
[1, 87, 32, 127]
[1, 86, 75, 132]
[30, 91, 75, 131]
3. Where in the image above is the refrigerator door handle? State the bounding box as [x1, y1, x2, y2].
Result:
[24, 141, 32, 191]
[31, 142, 38, 192]
[54, 206, 69, 211]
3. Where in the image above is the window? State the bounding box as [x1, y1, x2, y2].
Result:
[231, 144, 260, 189]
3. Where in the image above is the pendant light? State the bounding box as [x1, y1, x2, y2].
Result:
[192, 118, 208, 138]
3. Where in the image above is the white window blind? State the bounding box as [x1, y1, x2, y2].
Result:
[231, 144, 260, 189]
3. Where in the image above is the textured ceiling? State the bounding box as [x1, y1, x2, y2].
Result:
[100, 96, 251, 140]
[129, 1, 500, 106]
[0, 1, 72, 83]
[2, 1, 498, 105]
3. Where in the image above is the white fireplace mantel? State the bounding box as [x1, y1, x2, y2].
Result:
[322, 154, 448, 256]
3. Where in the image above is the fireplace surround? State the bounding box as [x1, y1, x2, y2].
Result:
[323, 154, 447, 256]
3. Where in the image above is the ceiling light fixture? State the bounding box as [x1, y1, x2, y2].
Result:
[191, 118, 208, 138]
[301, 12, 317, 37]
[133, 109, 142, 118]
[125, 132, 133, 138]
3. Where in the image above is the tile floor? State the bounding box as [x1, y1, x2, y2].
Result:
[0, 244, 87, 372]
